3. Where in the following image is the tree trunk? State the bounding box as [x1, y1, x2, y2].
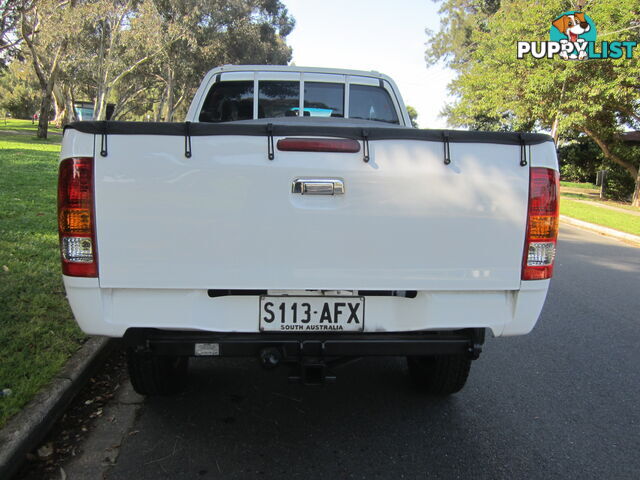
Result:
[37, 87, 52, 139]
[21, 14, 64, 138]
[155, 90, 165, 122]
[37, 69, 59, 138]
[65, 84, 76, 123]
[94, 19, 107, 120]
[583, 128, 639, 206]
[95, 87, 109, 120]
[52, 84, 68, 128]
[165, 67, 175, 122]
[550, 116, 559, 144]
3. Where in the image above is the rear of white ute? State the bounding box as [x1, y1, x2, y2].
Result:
[59, 65, 559, 395]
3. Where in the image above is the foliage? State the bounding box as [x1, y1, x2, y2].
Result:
[0, 0, 31, 63]
[558, 135, 639, 201]
[0, 58, 39, 118]
[558, 138, 603, 183]
[0, 124, 84, 427]
[427, 0, 640, 206]
[603, 162, 637, 201]
[560, 181, 597, 190]
[406, 105, 419, 127]
[425, 0, 501, 68]
[2, 0, 295, 130]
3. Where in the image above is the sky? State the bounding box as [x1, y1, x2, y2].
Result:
[282, 0, 455, 128]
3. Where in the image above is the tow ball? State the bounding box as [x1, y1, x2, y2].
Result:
[258, 348, 337, 385]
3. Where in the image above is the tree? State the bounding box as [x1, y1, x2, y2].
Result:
[3, 0, 295, 127]
[0, 0, 31, 63]
[19, 0, 77, 138]
[427, 0, 640, 206]
[147, 0, 294, 122]
[73, 0, 294, 121]
[406, 105, 419, 127]
[73, 0, 168, 121]
[0, 58, 39, 117]
[425, 0, 501, 69]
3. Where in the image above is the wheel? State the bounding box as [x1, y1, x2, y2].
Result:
[407, 354, 471, 395]
[126, 349, 189, 395]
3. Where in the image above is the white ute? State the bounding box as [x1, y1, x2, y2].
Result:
[58, 65, 559, 394]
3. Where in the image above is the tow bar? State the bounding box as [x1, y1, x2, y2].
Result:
[288, 363, 337, 385]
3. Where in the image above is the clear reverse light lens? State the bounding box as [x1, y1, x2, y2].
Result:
[62, 237, 93, 263]
[527, 242, 556, 266]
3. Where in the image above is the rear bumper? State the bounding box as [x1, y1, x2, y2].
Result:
[123, 328, 486, 359]
[63, 276, 550, 338]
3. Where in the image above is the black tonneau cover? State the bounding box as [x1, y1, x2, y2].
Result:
[65, 119, 553, 146]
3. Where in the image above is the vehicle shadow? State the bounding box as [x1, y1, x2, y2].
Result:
[109, 357, 503, 479]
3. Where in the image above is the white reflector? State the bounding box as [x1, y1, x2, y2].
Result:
[527, 242, 556, 266]
[62, 237, 94, 263]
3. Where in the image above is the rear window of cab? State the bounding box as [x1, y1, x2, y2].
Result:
[199, 80, 399, 125]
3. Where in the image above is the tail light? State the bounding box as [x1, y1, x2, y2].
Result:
[522, 167, 559, 280]
[58, 157, 97, 277]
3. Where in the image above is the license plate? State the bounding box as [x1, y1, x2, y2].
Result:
[259, 296, 365, 332]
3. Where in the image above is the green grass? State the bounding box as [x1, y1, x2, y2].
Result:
[561, 198, 640, 236]
[0, 117, 63, 134]
[560, 181, 598, 190]
[561, 192, 640, 213]
[0, 123, 85, 426]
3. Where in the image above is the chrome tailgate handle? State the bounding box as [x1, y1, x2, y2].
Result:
[292, 179, 344, 195]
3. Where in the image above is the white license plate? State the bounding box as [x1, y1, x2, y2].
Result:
[259, 296, 365, 332]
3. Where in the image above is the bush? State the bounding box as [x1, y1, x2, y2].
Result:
[0, 60, 40, 119]
[603, 162, 636, 202]
[558, 139, 602, 183]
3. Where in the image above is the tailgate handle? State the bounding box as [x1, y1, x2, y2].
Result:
[292, 179, 344, 195]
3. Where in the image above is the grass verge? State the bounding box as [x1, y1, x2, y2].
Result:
[560, 181, 598, 190]
[561, 198, 640, 236]
[0, 123, 85, 427]
[561, 192, 640, 213]
[0, 118, 63, 134]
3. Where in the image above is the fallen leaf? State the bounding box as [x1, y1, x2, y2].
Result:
[2, 265, 8, 272]
[37, 443, 54, 459]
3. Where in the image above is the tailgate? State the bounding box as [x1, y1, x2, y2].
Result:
[94, 134, 529, 290]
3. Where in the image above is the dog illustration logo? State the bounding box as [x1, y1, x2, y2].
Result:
[518, 11, 636, 60]
[550, 11, 597, 60]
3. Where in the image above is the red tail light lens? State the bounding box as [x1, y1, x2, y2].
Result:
[58, 157, 97, 277]
[522, 167, 559, 280]
[277, 138, 361, 153]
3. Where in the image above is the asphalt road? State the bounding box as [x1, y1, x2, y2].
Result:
[106, 225, 639, 479]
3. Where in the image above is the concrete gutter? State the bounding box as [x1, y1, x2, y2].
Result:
[560, 215, 640, 246]
[0, 336, 112, 479]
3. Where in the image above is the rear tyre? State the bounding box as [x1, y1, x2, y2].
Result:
[126, 349, 189, 395]
[406, 354, 471, 395]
